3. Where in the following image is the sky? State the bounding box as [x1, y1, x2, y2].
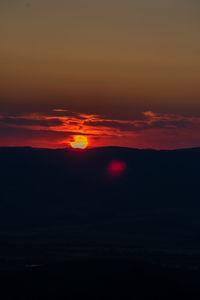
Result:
[0, 0, 200, 149]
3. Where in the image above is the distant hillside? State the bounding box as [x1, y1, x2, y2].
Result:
[1, 146, 200, 269]
[0, 146, 200, 218]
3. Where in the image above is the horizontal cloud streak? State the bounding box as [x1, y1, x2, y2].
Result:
[0, 117, 64, 127]
[0, 109, 200, 149]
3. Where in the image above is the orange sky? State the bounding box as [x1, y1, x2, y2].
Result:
[0, 0, 200, 149]
[0, 108, 200, 149]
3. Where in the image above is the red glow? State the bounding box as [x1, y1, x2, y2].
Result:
[107, 160, 127, 177]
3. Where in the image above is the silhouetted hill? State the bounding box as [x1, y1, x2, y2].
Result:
[1, 146, 200, 215]
[1, 146, 200, 226]
[1, 146, 200, 248]
[1, 146, 200, 298]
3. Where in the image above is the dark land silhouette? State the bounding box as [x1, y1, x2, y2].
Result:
[0, 146, 200, 299]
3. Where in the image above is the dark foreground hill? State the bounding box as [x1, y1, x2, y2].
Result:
[1, 146, 200, 226]
[1, 146, 200, 299]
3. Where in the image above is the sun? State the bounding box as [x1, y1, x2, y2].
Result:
[70, 135, 88, 149]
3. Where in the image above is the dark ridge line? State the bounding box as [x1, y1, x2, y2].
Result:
[0, 146, 200, 152]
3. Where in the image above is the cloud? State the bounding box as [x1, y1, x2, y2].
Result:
[0, 109, 200, 149]
[0, 124, 80, 139]
[53, 109, 68, 112]
[0, 117, 63, 127]
[83, 111, 195, 132]
[83, 120, 137, 131]
[48, 109, 87, 119]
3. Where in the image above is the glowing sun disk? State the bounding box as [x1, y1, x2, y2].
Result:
[70, 135, 88, 149]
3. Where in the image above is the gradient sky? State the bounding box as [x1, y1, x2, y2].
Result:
[0, 0, 200, 149]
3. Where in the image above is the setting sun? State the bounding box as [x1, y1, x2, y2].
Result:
[70, 135, 88, 149]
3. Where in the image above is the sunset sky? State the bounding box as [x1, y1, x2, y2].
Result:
[1, 0, 200, 149]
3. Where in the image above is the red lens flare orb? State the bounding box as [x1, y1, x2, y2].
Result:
[107, 160, 127, 177]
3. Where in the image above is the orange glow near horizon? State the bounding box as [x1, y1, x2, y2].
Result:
[70, 135, 88, 149]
